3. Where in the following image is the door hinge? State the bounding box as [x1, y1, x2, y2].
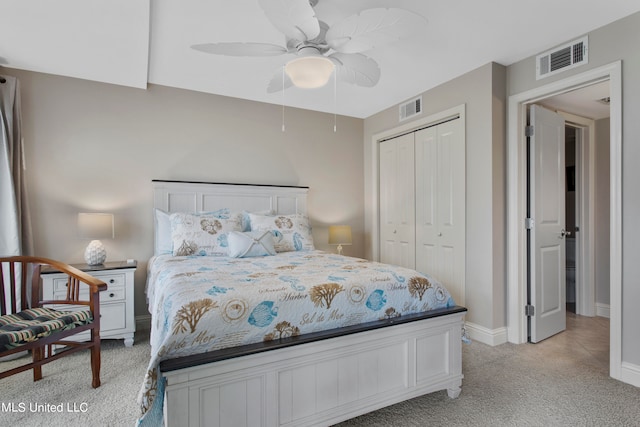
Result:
[525, 305, 535, 317]
[525, 218, 534, 229]
[525, 125, 534, 137]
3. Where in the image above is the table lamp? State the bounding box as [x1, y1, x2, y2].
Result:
[328, 225, 352, 255]
[78, 213, 114, 265]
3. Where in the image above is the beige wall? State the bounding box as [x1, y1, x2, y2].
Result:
[507, 11, 640, 366]
[363, 62, 507, 332]
[6, 68, 365, 320]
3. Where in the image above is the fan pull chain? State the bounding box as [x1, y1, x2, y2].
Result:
[281, 66, 286, 132]
[333, 70, 337, 133]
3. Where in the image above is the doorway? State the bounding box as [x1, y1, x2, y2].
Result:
[506, 61, 622, 380]
[528, 83, 609, 341]
[565, 125, 578, 314]
[526, 105, 608, 342]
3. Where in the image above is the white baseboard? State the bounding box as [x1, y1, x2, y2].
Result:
[136, 314, 151, 331]
[620, 362, 640, 388]
[596, 303, 610, 318]
[464, 322, 508, 346]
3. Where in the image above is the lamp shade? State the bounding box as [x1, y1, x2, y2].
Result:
[328, 225, 352, 245]
[285, 55, 335, 89]
[78, 213, 114, 239]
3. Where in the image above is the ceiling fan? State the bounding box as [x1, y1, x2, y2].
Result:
[191, 0, 427, 92]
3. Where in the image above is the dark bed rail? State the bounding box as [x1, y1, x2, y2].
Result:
[152, 179, 309, 189]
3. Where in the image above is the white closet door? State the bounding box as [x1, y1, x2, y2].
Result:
[415, 119, 465, 305]
[379, 133, 416, 268]
[415, 127, 438, 276]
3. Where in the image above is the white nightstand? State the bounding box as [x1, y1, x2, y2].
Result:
[41, 260, 137, 347]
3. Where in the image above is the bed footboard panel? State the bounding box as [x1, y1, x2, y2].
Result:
[163, 311, 464, 427]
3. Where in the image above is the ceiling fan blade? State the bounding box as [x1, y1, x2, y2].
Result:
[330, 53, 380, 87]
[326, 8, 427, 53]
[267, 69, 294, 93]
[258, 0, 320, 41]
[191, 42, 288, 57]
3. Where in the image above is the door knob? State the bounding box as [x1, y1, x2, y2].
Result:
[560, 229, 571, 238]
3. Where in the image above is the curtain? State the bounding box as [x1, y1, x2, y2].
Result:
[0, 74, 33, 256]
[0, 75, 33, 361]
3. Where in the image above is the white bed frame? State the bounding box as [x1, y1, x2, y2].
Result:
[152, 180, 465, 427]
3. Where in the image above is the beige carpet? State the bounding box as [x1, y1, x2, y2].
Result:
[0, 331, 150, 427]
[1, 315, 639, 426]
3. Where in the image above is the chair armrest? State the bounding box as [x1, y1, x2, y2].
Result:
[32, 258, 107, 331]
[39, 258, 108, 294]
[36, 258, 108, 310]
[0, 256, 107, 312]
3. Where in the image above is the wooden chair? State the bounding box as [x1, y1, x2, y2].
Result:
[0, 256, 107, 388]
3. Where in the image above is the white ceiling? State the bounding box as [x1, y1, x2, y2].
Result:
[541, 81, 610, 120]
[1, 0, 639, 118]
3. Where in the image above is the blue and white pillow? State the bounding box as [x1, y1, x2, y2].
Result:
[170, 210, 243, 256]
[248, 213, 314, 252]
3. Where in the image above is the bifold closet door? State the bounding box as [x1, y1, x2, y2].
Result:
[415, 119, 465, 305]
[379, 133, 416, 269]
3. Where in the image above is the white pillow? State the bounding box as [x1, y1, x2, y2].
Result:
[154, 209, 172, 255]
[170, 210, 243, 256]
[241, 209, 274, 231]
[248, 213, 315, 252]
[227, 231, 276, 258]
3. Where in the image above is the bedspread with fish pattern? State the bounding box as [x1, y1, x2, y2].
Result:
[137, 251, 455, 425]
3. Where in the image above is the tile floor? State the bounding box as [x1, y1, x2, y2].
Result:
[535, 310, 610, 373]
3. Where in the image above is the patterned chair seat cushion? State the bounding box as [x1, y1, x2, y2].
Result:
[0, 307, 93, 352]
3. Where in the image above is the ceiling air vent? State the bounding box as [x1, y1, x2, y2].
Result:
[399, 96, 422, 121]
[536, 36, 588, 80]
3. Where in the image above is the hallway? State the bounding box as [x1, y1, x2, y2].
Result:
[535, 312, 610, 373]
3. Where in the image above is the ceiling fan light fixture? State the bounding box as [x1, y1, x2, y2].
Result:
[285, 55, 335, 89]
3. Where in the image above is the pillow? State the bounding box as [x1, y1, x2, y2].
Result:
[170, 210, 243, 256]
[227, 231, 276, 258]
[248, 213, 315, 252]
[154, 209, 172, 255]
[241, 209, 274, 231]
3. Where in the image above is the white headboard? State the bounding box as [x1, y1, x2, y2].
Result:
[152, 180, 308, 215]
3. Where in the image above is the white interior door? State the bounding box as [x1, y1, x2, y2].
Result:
[415, 119, 465, 305]
[379, 133, 415, 268]
[529, 104, 566, 343]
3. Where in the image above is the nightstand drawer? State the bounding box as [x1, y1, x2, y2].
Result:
[52, 273, 125, 292]
[101, 287, 125, 302]
[52, 286, 125, 303]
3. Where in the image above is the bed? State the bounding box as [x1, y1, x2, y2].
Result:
[138, 180, 466, 426]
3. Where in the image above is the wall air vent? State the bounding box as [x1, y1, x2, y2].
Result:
[536, 36, 588, 80]
[399, 96, 422, 122]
